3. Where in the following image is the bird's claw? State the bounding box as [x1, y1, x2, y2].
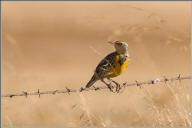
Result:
[108, 82, 121, 93]
[109, 79, 121, 93]
[106, 84, 115, 93]
[115, 83, 121, 93]
[101, 79, 122, 93]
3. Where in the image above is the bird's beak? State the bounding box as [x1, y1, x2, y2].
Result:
[108, 41, 115, 45]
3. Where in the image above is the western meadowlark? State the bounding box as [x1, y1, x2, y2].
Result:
[85, 41, 130, 92]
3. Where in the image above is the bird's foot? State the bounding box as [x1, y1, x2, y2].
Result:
[107, 78, 121, 93]
[112, 81, 121, 93]
[101, 79, 115, 93]
[115, 83, 121, 93]
[106, 83, 115, 93]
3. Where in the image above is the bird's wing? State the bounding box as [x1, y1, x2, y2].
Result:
[95, 52, 118, 78]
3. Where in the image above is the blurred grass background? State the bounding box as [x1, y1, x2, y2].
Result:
[2, 1, 191, 126]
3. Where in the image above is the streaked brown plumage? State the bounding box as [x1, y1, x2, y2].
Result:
[86, 41, 130, 90]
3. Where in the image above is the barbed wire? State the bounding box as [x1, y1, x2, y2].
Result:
[1, 74, 191, 98]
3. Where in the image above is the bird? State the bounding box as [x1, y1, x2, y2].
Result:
[85, 41, 130, 92]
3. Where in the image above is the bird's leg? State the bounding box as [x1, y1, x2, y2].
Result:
[107, 78, 121, 93]
[101, 79, 115, 93]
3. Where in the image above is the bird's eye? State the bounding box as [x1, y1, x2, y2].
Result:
[115, 41, 123, 46]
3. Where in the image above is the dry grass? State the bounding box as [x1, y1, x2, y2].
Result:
[2, 1, 191, 127]
[2, 78, 191, 127]
[68, 81, 191, 127]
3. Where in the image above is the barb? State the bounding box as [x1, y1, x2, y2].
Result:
[2, 75, 191, 98]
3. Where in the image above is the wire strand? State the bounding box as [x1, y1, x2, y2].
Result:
[1, 75, 191, 98]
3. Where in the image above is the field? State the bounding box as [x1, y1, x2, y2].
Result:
[2, 1, 191, 126]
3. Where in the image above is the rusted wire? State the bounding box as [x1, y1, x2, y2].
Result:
[1, 75, 191, 98]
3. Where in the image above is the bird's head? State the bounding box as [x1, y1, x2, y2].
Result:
[108, 40, 130, 57]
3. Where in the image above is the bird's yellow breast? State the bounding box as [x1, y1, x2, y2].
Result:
[108, 55, 129, 78]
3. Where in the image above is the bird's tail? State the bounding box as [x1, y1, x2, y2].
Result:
[86, 74, 98, 88]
